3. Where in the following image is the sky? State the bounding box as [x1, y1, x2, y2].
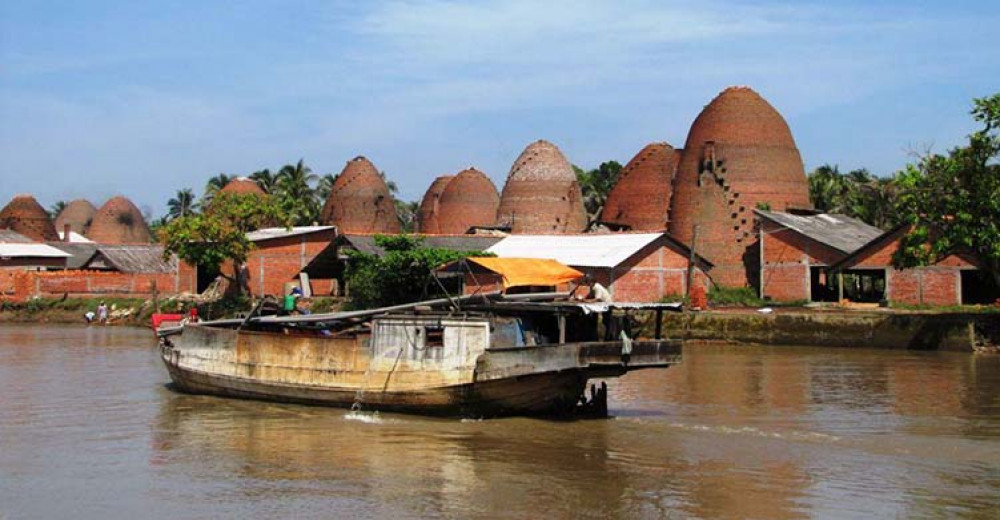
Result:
[1, 0, 998, 218]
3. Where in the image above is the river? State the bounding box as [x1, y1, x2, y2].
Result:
[1, 324, 999, 519]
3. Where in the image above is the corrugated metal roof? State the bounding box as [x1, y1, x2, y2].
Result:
[83, 245, 175, 273]
[247, 226, 335, 242]
[486, 233, 664, 268]
[340, 235, 503, 257]
[49, 242, 99, 269]
[756, 210, 883, 254]
[0, 243, 72, 258]
[0, 229, 32, 243]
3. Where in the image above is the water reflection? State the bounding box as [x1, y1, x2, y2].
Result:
[2, 325, 1000, 518]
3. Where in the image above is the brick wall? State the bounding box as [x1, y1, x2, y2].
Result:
[846, 230, 975, 306]
[759, 222, 848, 301]
[227, 229, 338, 297]
[609, 238, 710, 302]
[1, 266, 197, 303]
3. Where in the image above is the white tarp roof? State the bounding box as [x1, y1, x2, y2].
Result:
[0, 243, 72, 258]
[246, 226, 335, 242]
[486, 233, 664, 268]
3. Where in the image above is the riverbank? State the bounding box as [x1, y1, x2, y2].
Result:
[646, 307, 1000, 352]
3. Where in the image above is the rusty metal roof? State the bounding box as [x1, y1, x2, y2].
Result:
[755, 210, 884, 254]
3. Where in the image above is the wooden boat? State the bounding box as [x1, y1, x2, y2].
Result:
[158, 293, 682, 417]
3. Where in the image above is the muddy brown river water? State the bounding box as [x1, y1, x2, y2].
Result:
[1, 324, 1000, 519]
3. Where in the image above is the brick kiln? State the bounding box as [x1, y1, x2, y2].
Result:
[496, 140, 587, 234]
[87, 196, 152, 244]
[220, 177, 267, 195]
[415, 175, 454, 234]
[54, 199, 97, 236]
[320, 156, 401, 234]
[0, 194, 60, 242]
[602, 143, 681, 231]
[669, 86, 811, 286]
[436, 168, 500, 235]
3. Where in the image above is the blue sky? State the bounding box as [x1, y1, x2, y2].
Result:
[1, 1, 998, 217]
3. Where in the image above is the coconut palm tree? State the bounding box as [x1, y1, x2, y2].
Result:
[575, 161, 622, 222]
[48, 200, 68, 219]
[316, 173, 337, 205]
[808, 164, 847, 213]
[276, 159, 319, 225]
[379, 171, 398, 194]
[249, 169, 278, 194]
[167, 188, 199, 220]
[202, 173, 235, 205]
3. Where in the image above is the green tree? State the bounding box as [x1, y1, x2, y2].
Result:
[166, 188, 199, 220]
[345, 235, 487, 309]
[249, 169, 278, 193]
[275, 159, 319, 226]
[575, 161, 622, 222]
[894, 93, 1000, 287]
[316, 173, 337, 204]
[48, 200, 68, 219]
[808, 164, 847, 213]
[161, 192, 290, 288]
[202, 173, 235, 205]
[395, 200, 419, 232]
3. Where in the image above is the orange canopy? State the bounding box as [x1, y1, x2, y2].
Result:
[464, 257, 584, 288]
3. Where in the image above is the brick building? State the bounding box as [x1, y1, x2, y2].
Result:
[755, 210, 883, 302]
[234, 226, 339, 297]
[483, 232, 712, 302]
[829, 225, 999, 306]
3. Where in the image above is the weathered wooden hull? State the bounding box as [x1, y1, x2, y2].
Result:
[160, 324, 680, 417]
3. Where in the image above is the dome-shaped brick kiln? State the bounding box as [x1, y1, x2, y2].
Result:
[415, 175, 454, 234]
[669, 86, 811, 285]
[320, 156, 401, 234]
[601, 143, 680, 231]
[496, 140, 587, 234]
[220, 177, 267, 196]
[87, 196, 152, 244]
[54, 199, 97, 236]
[0, 194, 59, 242]
[436, 168, 500, 234]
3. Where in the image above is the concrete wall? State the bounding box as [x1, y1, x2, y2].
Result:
[648, 310, 994, 352]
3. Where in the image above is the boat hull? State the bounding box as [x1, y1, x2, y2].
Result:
[160, 324, 680, 417]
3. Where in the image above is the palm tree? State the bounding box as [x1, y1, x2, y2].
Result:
[249, 169, 278, 193]
[395, 200, 419, 232]
[575, 161, 622, 221]
[316, 173, 337, 204]
[48, 200, 68, 219]
[379, 171, 398, 194]
[808, 164, 847, 212]
[167, 188, 198, 220]
[202, 173, 234, 205]
[276, 159, 319, 225]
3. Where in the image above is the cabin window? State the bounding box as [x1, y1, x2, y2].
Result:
[425, 326, 445, 348]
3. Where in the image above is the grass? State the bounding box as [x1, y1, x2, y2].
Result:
[889, 302, 1000, 313]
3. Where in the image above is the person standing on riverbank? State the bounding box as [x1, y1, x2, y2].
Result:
[97, 302, 108, 325]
